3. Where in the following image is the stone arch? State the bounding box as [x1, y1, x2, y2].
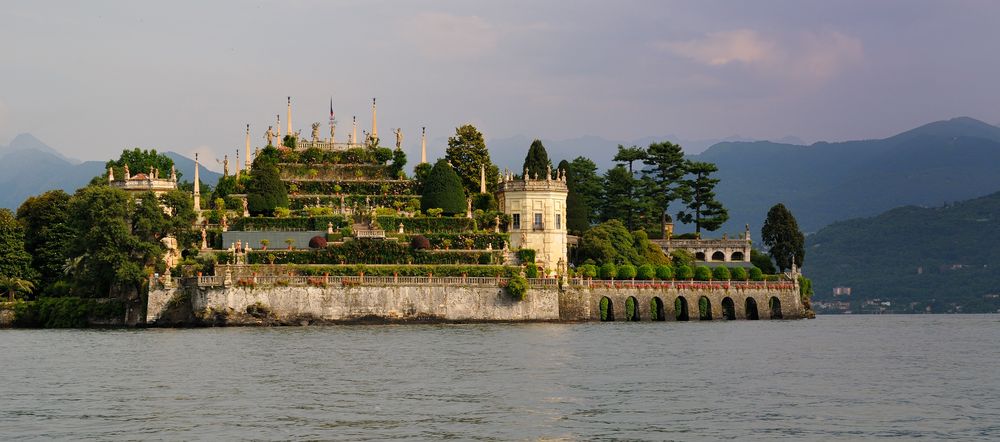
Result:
[650, 297, 666, 321]
[625, 296, 640, 321]
[745, 297, 759, 320]
[600, 296, 615, 321]
[695, 252, 706, 261]
[674, 296, 690, 321]
[731, 251, 745, 261]
[698, 296, 713, 320]
[769, 296, 783, 319]
[711, 251, 726, 261]
[721, 297, 736, 320]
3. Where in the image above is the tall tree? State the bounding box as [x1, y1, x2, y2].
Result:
[0, 208, 33, 282]
[602, 165, 645, 231]
[523, 139, 553, 179]
[613, 145, 647, 175]
[676, 161, 729, 233]
[445, 124, 500, 195]
[245, 163, 288, 216]
[559, 160, 590, 234]
[761, 203, 805, 272]
[568, 157, 603, 224]
[16, 190, 73, 292]
[412, 162, 434, 195]
[421, 159, 467, 215]
[642, 141, 689, 236]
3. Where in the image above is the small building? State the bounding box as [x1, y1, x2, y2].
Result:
[497, 167, 568, 275]
[651, 226, 752, 263]
[108, 164, 178, 196]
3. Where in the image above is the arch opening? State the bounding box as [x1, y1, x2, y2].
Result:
[674, 296, 689, 321]
[650, 297, 665, 321]
[769, 296, 783, 319]
[711, 251, 726, 261]
[745, 298, 759, 320]
[731, 251, 745, 261]
[695, 252, 706, 261]
[722, 297, 736, 320]
[600, 296, 615, 321]
[698, 296, 713, 320]
[625, 296, 640, 321]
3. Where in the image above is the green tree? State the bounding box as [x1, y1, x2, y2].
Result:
[750, 249, 777, 274]
[0, 276, 33, 302]
[16, 190, 73, 292]
[0, 209, 33, 282]
[761, 203, 805, 272]
[421, 159, 467, 215]
[445, 124, 500, 195]
[642, 141, 689, 236]
[245, 163, 288, 216]
[412, 162, 434, 195]
[676, 161, 728, 233]
[282, 134, 297, 149]
[614, 145, 647, 175]
[523, 139, 552, 179]
[389, 148, 408, 178]
[101, 148, 177, 184]
[559, 160, 590, 234]
[578, 220, 641, 266]
[568, 156, 603, 224]
[602, 165, 644, 230]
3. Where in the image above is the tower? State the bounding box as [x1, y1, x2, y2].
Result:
[421, 127, 427, 164]
[371, 98, 377, 139]
[497, 172, 568, 276]
[193, 153, 201, 212]
[245, 124, 251, 171]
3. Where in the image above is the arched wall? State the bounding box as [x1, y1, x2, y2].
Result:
[580, 285, 802, 321]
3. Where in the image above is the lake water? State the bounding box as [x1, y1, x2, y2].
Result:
[2, 316, 999, 440]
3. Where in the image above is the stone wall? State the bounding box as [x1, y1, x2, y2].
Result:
[564, 285, 804, 321]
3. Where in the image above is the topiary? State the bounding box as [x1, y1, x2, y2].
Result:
[676, 265, 693, 280]
[636, 264, 655, 280]
[410, 235, 430, 250]
[749, 267, 764, 281]
[580, 264, 598, 278]
[245, 164, 289, 216]
[694, 266, 713, 281]
[618, 264, 637, 279]
[730, 267, 748, 281]
[420, 159, 467, 215]
[308, 235, 328, 249]
[525, 264, 539, 278]
[712, 266, 731, 280]
[506, 275, 528, 301]
[599, 263, 618, 279]
[655, 264, 674, 280]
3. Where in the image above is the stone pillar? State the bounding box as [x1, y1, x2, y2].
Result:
[245, 123, 251, 171]
[480, 164, 486, 194]
[420, 127, 427, 164]
[193, 153, 201, 212]
[286, 96, 292, 136]
[371, 98, 377, 139]
[352, 116, 357, 145]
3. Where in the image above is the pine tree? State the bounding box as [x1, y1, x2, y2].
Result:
[676, 161, 728, 233]
[642, 141, 689, 236]
[559, 160, 590, 234]
[445, 124, 500, 195]
[523, 139, 552, 178]
[421, 159, 467, 215]
[568, 157, 603, 224]
[602, 165, 645, 231]
[761, 203, 805, 271]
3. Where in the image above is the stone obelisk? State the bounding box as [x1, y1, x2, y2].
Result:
[420, 127, 427, 164]
[371, 98, 378, 140]
[480, 164, 486, 194]
[245, 124, 251, 171]
[193, 153, 201, 212]
[286, 97, 292, 136]
[352, 116, 357, 145]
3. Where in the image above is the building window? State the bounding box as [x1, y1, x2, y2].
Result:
[512, 214, 520, 229]
[556, 214, 561, 229]
[534, 213, 543, 230]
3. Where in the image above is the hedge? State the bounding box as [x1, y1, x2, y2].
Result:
[618, 264, 637, 279]
[289, 194, 420, 210]
[277, 147, 387, 165]
[676, 265, 693, 279]
[730, 267, 748, 281]
[409, 233, 510, 250]
[694, 266, 713, 281]
[636, 264, 655, 280]
[749, 267, 764, 281]
[246, 239, 503, 265]
[377, 216, 475, 233]
[290, 180, 416, 196]
[232, 215, 349, 232]
[268, 264, 520, 277]
[655, 265, 674, 280]
[505, 275, 529, 301]
[712, 266, 731, 281]
[599, 263, 618, 279]
[278, 163, 390, 180]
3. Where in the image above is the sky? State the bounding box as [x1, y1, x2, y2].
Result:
[3, 0, 1000, 168]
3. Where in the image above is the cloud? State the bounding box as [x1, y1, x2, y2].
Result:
[403, 12, 499, 60]
[657, 29, 863, 83]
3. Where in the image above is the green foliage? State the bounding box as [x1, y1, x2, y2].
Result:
[517, 249, 536, 264]
[694, 266, 713, 281]
[246, 163, 289, 216]
[601, 165, 644, 231]
[414, 233, 508, 250]
[642, 141, 688, 234]
[618, 264, 637, 279]
[274, 264, 519, 277]
[676, 161, 728, 233]
[599, 263, 618, 279]
[655, 264, 674, 280]
[245, 240, 502, 265]
[412, 162, 434, 194]
[388, 148, 408, 178]
[649, 298, 660, 320]
[730, 267, 748, 281]
[625, 296, 637, 321]
[472, 193, 497, 211]
[446, 124, 500, 195]
[578, 220, 638, 265]
[799, 275, 814, 302]
[233, 215, 348, 232]
[750, 249, 777, 274]
[0, 276, 34, 302]
[522, 139, 552, 178]
[559, 159, 591, 234]
[749, 267, 764, 281]
[104, 148, 177, 182]
[698, 296, 711, 320]
[599, 297, 611, 321]
[421, 159, 467, 215]
[676, 265, 693, 280]
[712, 266, 731, 280]
[506, 275, 529, 301]
[636, 264, 655, 280]
[16, 190, 72, 292]
[524, 263, 539, 278]
[670, 249, 695, 268]
[282, 134, 297, 149]
[376, 216, 475, 234]
[0, 209, 34, 282]
[12, 297, 124, 328]
[578, 264, 598, 278]
[761, 203, 805, 271]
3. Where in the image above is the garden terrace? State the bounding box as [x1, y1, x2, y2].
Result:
[278, 163, 393, 181]
[277, 146, 391, 165]
[193, 274, 559, 289]
[231, 215, 349, 232]
[287, 180, 416, 196]
[376, 216, 477, 234]
[288, 194, 420, 210]
[214, 263, 522, 278]
[245, 240, 505, 265]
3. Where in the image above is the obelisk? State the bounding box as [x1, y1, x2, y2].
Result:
[352, 116, 357, 144]
[420, 127, 427, 164]
[480, 164, 486, 194]
[286, 96, 292, 136]
[371, 98, 378, 140]
[245, 124, 251, 171]
[193, 153, 201, 212]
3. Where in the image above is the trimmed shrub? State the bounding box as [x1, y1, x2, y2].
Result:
[599, 263, 618, 279]
[712, 266, 731, 280]
[749, 267, 764, 281]
[472, 193, 497, 211]
[676, 265, 693, 280]
[420, 159, 467, 215]
[655, 265, 674, 280]
[636, 264, 655, 280]
[730, 267, 748, 281]
[410, 235, 430, 250]
[694, 266, 713, 281]
[579, 264, 598, 278]
[246, 165, 288, 216]
[506, 275, 529, 301]
[525, 264, 539, 278]
[308, 236, 327, 249]
[618, 264, 637, 279]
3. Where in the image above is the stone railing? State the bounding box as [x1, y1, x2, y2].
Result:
[652, 238, 749, 249]
[194, 274, 560, 288]
[565, 278, 794, 290]
[296, 140, 367, 151]
[355, 229, 386, 239]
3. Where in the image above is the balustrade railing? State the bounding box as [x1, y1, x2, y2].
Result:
[194, 274, 564, 288]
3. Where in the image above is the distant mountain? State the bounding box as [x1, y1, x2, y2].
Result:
[806, 189, 1000, 313]
[0, 135, 221, 210]
[691, 117, 1000, 233]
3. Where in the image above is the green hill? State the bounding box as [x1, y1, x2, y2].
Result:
[805, 190, 1000, 313]
[693, 117, 1000, 233]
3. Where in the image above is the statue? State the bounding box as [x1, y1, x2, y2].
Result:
[223, 155, 229, 176]
[394, 128, 403, 149]
[265, 126, 276, 146]
[546, 164, 551, 181]
[124, 164, 130, 180]
[242, 198, 249, 217]
[311, 122, 321, 142]
[294, 129, 302, 139]
[161, 236, 180, 268]
[108, 166, 114, 182]
[221, 213, 228, 232]
[200, 227, 208, 250]
[330, 122, 336, 141]
[327, 222, 334, 234]
[494, 215, 501, 233]
[170, 166, 177, 181]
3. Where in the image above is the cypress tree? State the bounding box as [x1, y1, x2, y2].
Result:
[421, 159, 467, 215]
[560, 160, 591, 234]
[761, 203, 805, 271]
[522, 139, 552, 178]
[246, 164, 288, 216]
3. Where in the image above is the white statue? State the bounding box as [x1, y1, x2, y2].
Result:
[311, 122, 321, 142]
[330, 123, 336, 141]
[265, 126, 277, 146]
[394, 128, 403, 149]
